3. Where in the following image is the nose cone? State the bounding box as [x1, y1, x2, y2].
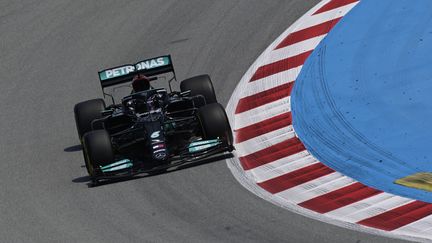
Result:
[152, 142, 168, 161]
[153, 149, 167, 161]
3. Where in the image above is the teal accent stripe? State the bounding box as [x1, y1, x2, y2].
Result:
[188, 139, 220, 153]
[100, 159, 132, 172]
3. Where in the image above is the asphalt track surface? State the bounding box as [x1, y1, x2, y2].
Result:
[0, 1, 408, 242]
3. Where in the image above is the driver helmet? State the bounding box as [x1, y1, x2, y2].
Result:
[132, 74, 151, 92]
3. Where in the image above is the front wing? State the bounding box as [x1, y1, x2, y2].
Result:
[90, 138, 234, 185]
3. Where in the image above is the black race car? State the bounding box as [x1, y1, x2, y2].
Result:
[74, 55, 233, 185]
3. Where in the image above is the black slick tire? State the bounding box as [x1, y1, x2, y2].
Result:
[82, 130, 114, 177]
[74, 99, 106, 140]
[180, 74, 217, 104]
[197, 103, 233, 145]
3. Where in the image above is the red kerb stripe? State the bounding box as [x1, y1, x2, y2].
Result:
[298, 183, 382, 213]
[249, 51, 312, 82]
[239, 137, 305, 170]
[313, 0, 359, 15]
[235, 112, 292, 143]
[358, 201, 432, 231]
[258, 163, 334, 194]
[275, 18, 341, 50]
[235, 82, 294, 114]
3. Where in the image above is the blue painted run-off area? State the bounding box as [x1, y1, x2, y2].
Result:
[291, 0, 432, 203]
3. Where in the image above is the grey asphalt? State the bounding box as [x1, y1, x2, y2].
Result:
[0, 1, 409, 242]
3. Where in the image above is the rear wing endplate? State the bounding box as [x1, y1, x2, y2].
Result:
[98, 55, 175, 88]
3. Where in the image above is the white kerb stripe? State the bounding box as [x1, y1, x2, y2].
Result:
[245, 150, 310, 180]
[240, 66, 302, 98]
[341, 197, 415, 223]
[248, 153, 318, 183]
[394, 213, 432, 235]
[325, 193, 392, 222]
[260, 35, 326, 66]
[276, 173, 356, 204]
[235, 126, 295, 157]
[234, 97, 291, 129]
[291, 2, 359, 30]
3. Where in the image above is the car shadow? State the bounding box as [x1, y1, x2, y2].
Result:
[72, 175, 91, 183]
[64, 144, 82, 152]
[71, 153, 234, 188]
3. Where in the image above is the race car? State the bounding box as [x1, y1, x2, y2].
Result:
[74, 55, 233, 185]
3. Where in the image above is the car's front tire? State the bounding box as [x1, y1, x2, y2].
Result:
[197, 103, 233, 146]
[82, 130, 114, 177]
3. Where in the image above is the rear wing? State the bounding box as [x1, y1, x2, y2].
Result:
[98, 55, 176, 88]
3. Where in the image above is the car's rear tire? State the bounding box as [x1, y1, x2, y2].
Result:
[82, 130, 114, 176]
[180, 74, 217, 105]
[74, 99, 106, 140]
[197, 103, 233, 145]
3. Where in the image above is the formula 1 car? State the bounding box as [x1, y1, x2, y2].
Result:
[74, 55, 233, 185]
